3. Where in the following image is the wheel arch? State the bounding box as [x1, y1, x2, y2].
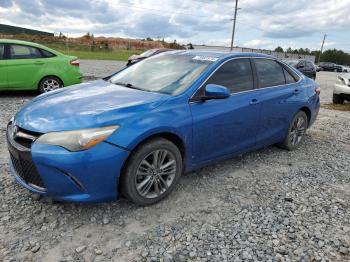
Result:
[37, 75, 64, 90]
[128, 131, 186, 162]
[117, 131, 187, 197]
[299, 106, 311, 127]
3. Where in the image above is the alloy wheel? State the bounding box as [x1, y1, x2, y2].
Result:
[135, 149, 177, 199]
[289, 116, 306, 146]
[42, 79, 61, 92]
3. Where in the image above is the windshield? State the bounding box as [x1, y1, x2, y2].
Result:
[109, 54, 214, 95]
[140, 49, 157, 57]
[284, 60, 299, 66]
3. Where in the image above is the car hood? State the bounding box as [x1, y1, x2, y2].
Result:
[15, 80, 169, 133]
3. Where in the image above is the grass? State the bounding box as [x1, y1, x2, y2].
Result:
[56, 49, 141, 61]
[43, 43, 143, 61]
[322, 103, 350, 111]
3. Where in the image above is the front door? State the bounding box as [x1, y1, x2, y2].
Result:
[0, 43, 7, 89]
[7, 44, 46, 89]
[190, 58, 261, 165]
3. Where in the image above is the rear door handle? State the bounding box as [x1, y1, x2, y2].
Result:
[294, 89, 301, 94]
[34, 61, 44, 65]
[250, 98, 259, 105]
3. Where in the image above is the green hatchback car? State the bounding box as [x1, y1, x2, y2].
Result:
[0, 39, 82, 93]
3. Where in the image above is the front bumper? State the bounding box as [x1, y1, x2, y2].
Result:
[7, 125, 129, 203]
[334, 83, 350, 95]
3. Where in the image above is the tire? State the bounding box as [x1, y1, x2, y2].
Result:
[333, 94, 345, 104]
[120, 138, 183, 206]
[278, 111, 308, 151]
[38, 76, 63, 94]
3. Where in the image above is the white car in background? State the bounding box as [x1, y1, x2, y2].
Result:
[333, 74, 350, 104]
[340, 65, 350, 73]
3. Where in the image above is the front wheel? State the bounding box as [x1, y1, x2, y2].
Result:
[39, 76, 63, 94]
[333, 94, 345, 104]
[120, 138, 183, 206]
[278, 111, 308, 151]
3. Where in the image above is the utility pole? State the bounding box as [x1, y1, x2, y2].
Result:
[317, 34, 327, 64]
[230, 0, 239, 51]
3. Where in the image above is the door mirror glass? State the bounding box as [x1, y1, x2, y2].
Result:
[204, 84, 230, 100]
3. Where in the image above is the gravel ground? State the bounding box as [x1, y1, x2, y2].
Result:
[0, 61, 349, 262]
[79, 59, 126, 80]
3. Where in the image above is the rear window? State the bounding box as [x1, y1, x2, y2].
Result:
[284, 60, 299, 67]
[0, 44, 4, 59]
[9, 44, 43, 59]
[254, 59, 286, 88]
[305, 61, 314, 70]
[40, 49, 56, 58]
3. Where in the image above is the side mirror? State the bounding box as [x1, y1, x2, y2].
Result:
[203, 84, 230, 100]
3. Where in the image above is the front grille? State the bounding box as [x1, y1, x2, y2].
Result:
[7, 122, 46, 191]
[9, 150, 46, 190]
[14, 126, 41, 149]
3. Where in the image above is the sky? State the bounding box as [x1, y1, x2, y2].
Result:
[0, 0, 349, 52]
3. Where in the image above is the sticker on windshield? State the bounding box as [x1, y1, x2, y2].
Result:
[192, 55, 219, 62]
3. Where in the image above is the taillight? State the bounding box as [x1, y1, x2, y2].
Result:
[70, 59, 80, 67]
[315, 86, 321, 96]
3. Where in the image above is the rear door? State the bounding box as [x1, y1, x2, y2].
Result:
[297, 61, 307, 75]
[7, 44, 47, 89]
[304, 61, 315, 78]
[0, 43, 7, 88]
[252, 58, 300, 146]
[190, 58, 261, 165]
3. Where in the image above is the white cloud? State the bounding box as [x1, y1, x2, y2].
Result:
[0, 0, 349, 51]
[243, 39, 274, 50]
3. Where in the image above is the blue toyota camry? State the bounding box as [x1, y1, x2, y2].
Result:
[7, 51, 320, 205]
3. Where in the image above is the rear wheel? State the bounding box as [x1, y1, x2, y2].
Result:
[120, 138, 183, 206]
[333, 94, 345, 104]
[39, 76, 63, 93]
[278, 111, 308, 151]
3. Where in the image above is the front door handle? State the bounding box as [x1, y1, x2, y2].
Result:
[250, 98, 259, 105]
[294, 89, 301, 94]
[34, 61, 44, 65]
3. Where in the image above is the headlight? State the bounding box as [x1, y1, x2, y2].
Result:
[36, 125, 119, 152]
[337, 77, 346, 85]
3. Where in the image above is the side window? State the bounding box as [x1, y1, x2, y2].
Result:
[40, 49, 56, 58]
[254, 59, 286, 88]
[10, 45, 43, 59]
[283, 68, 296, 84]
[298, 61, 306, 68]
[306, 61, 314, 70]
[206, 59, 254, 94]
[0, 44, 4, 59]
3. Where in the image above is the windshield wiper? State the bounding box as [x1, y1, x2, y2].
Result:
[112, 82, 150, 92]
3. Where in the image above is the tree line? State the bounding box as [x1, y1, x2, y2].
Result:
[275, 46, 350, 65]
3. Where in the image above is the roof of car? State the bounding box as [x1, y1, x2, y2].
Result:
[0, 39, 60, 54]
[168, 50, 274, 60]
